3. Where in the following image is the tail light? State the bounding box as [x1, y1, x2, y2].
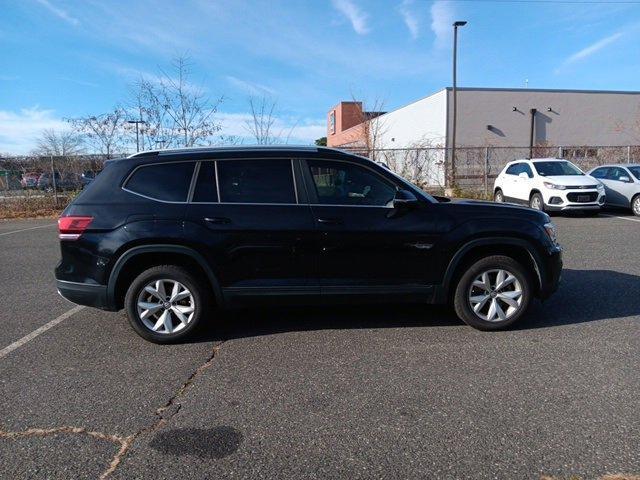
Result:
[58, 216, 93, 240]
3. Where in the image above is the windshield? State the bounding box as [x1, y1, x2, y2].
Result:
[533, 161, 583, 177]
[628, 166, 640, 181]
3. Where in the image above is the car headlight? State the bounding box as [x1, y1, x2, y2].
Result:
[543, 182, 566, 190]
[544, 222, 558, 245]
[597, 183, 605, 191]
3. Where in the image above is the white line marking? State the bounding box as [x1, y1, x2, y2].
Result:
[600, 214, 640, 223]
[0, 223, 56, 237]
[0, 306, 85, 359]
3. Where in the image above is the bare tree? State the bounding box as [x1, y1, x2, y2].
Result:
[129, 77, 175, 151]
[66, 107, 128, 158]
[128, 57, 223, 149]
[340, 96, 388, 161]
[244, 95, 296, 145]
[360, 98, 388, 161]
[32, 129, 85, 156]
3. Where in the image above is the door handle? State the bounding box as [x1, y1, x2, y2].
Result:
[316, 217, 343, 225]
[204, 217, 231, 225]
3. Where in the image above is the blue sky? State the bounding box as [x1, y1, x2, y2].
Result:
[1, 0, 639, 153]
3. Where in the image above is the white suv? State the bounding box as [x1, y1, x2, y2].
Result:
[493, 158, 605, 213]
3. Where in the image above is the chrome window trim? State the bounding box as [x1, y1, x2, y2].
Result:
[310, 203, 393, 209]
[291, 158, 299, 204]
[121, 160, 197, 204]
[214, 160, 221, 202]
[186, 161, 201, 203]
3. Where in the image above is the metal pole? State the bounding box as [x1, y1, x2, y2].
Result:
[627, 145, 631, 164]
[451, 27, 458, 188]
[484, 146, 489, 197]
[127, 120, 145, 153]
[50, 155, 59, 207]
[529, 108, 537, 159]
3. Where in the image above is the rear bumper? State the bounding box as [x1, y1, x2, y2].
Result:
[56, 279, 116, 311]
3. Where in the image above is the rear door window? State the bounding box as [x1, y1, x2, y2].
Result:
[591, 167, 609, 179]
[124, 162, 194, 202]
[217, 159, 296, 204]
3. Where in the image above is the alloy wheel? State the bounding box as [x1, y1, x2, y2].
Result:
[531, 196, 542, 210]
[136, 279, 195, 334]
[633, 197, 640, 216]
[468, 269, 523, 322]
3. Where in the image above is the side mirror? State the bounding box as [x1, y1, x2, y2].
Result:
[518, 172, 529, 179]
[619, 175, 631, 183]
[393, 189, 418, 209]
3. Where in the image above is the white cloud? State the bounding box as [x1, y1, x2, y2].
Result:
[565, 32, 623, 64]
[331, 0, 370, 35]
[34, 0, 80, 26]
[430, 0, 454, 49]
[226, 76, 277, 96]
[0, 107, 68, 154]
[399, 0, 419, 39]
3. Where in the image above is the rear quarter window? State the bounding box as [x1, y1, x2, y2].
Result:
[124, 162, 195, 202]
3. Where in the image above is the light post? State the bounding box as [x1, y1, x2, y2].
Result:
[127, 120, 146, 152]
[451, 20, 467, 189]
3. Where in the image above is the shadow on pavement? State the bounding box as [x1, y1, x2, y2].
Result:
[191, 268, 640, 342]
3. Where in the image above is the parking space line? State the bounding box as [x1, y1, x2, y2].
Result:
[0, 305, 84, 359]
[600, 214, 640, 223]
[0, 223, 56, 237]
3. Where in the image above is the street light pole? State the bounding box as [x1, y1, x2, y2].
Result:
[127, 120, 145, 153]
[451, 20, 467, 189]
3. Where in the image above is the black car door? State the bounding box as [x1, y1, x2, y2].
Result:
[184, 158, 318, 300]
[301, 157, 441, 295]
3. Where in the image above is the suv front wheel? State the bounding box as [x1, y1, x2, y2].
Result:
[453, 255, 533, 330]
[529, 192, 544, 211]
[124, 265, 208, 343]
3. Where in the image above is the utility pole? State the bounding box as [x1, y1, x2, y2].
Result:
[451, 20, 467, 189]
[127, 120, 145, 152]
[529, 108, 537, 159]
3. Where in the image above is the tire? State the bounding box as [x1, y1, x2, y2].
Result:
[124, 265, 209, 343]
[494, 189, 504, 203]
[453, 255, 533, 331]
[529, 192, 544, 211]
[632, 195, 640, 217]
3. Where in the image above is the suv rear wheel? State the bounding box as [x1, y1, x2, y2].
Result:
[494, 189, 504, 203]
[124, 265, 208, 343]
[453, 255, 533, 330]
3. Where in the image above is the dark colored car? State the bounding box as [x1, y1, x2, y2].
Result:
[81, 170, 99, 188]
[38, 171, 81, 191]
[55, 146, 562, 343]
[21, 172, 41, 189]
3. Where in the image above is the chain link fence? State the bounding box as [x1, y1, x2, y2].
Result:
[342, 145, 640, 196]
[1, 146, 639, 217]
[0, 154, 114, 218]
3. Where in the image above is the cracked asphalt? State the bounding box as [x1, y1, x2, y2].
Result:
[0, 212, 639, 479]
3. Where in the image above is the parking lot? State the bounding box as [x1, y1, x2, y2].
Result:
[0, 212, 639, 479]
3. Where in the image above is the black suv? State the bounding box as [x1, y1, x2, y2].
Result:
[55, 146, 562, 343]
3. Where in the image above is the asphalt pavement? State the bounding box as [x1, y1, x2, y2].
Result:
[0, 213, 639, 479]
